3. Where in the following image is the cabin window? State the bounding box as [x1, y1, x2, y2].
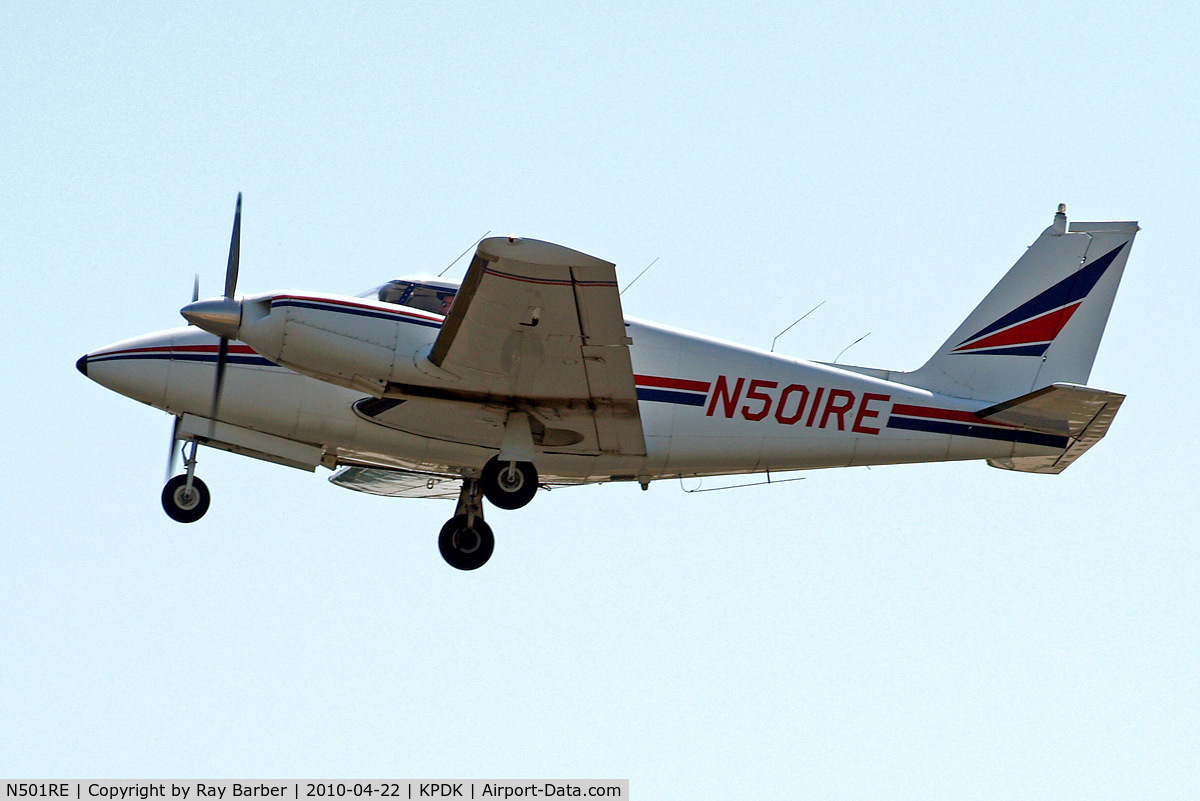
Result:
[404, 284, 457, 315]
[367, 281, 457, 315]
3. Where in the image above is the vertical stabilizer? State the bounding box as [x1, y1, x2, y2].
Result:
[904, 208, 1137, 401]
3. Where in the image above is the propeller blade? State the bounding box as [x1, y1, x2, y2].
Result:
[206, 194, 241, 438]
[224, 192, 242, 299]
[192, 274, 200, 303]
[210, 336, 230, 434]
[166, 415, 182, 481]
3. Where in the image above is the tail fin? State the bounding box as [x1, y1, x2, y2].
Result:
[905, 207, 1138, 401]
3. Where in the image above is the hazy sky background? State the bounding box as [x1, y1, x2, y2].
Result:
[3, 2, 1197, 797]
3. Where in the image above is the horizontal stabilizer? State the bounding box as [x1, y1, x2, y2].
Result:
[983, 383, 1124, 474]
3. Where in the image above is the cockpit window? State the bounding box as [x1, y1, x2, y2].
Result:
[404, 284, 457, 315]
[362, 280, 458, 315]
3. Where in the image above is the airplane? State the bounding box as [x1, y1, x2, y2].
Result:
[78, 198, 1137, 569]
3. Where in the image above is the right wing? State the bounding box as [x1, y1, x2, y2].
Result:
[401, 236, 645, 457]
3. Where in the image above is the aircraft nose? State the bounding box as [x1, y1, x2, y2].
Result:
[77, 332, 175, 408]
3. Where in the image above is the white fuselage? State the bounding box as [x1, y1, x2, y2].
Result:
[82, 290, 1067, 484]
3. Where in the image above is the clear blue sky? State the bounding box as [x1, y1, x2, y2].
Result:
[3, 2, 1197, 797]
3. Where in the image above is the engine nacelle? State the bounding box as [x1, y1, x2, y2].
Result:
[238, 292, 443, 395]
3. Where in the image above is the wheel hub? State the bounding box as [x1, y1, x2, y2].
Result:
[498, 466, 525, 492]
[173, 486, 200, 510]
[453, 528, 482, 554]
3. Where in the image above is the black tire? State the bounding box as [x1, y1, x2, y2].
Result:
[438, 514, 495, 570]
[161, 475, 210, 523]
[480, 457, 539, 510]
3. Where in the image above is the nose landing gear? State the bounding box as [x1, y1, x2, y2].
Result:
[162, 440, 211, 523]
[162, 474, 210, 522]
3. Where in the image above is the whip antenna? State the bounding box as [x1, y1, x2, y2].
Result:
[439, 230, 491, 277]
[771, 301, 825, 352]
[620, 257, 659, 296]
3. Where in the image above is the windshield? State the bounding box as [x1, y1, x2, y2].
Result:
[359, 280, 458, 315]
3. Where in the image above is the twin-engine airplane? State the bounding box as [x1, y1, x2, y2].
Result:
[79, 199, 1137, 569]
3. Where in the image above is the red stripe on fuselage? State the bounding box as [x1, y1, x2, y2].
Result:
[94, 343, 262, 358]
[173, 344, 258, 354]
[634, 374, 711, 392]
[890, 403, 1017, 428]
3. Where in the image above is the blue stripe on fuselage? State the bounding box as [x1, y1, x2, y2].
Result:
[887, 416, 1068, 448]
[636, 387, 708, 406]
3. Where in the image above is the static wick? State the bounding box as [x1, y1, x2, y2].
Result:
[620, 256, 659, 296]
[771, 301, 825, 352]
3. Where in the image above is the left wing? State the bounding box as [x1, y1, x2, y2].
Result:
[328, 465, 593, 497]
[329, 466, 461, 498]
[419, 236, 645, 457]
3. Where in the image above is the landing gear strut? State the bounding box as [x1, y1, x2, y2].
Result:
[439, 478, 494, 570]
[162, 440, 210, 523]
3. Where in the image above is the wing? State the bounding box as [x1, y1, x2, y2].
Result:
[329, 466, 462, 499]
[421, 236, 645, 457]
[329, 465, 594, 497]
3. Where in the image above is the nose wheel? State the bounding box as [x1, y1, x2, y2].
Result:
[162, 474, 210, 523]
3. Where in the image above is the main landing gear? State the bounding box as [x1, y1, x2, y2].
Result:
[438, 458, 541, 570]
[479, 456, 538, 509]
[439, 478, 494, 571]
[162, 440, 211, 523]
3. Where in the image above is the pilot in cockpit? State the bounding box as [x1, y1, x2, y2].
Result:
[361, 278, 459, 316]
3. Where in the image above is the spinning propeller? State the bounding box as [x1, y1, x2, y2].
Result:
[171, 193, 246, 471]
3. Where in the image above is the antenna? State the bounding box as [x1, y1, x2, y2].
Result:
[439, 230, 491, 277]
[834, 332, 870, 364]
[619, 257, 659, 296]
[679, 469, 806, 493]
[770, 301, 825, 352]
